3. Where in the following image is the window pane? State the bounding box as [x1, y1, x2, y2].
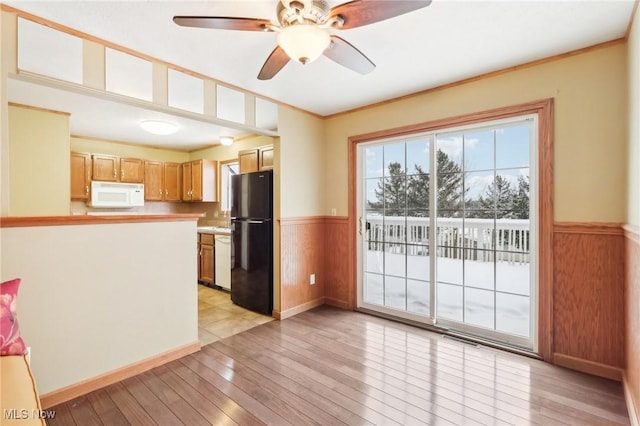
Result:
[385, 276, 406, 310]
[436, 247, 462, 285]
[465, 287, 495, 329]
[385, 243, 405, 277]
[364, 245, 383, 274]
[496, 123, 530, 169]
[464, 130, 494, 171]
[364, 273, 383, 306]
[407, 174, 429, 210]
[464, 249, 494, 290]
[406, 216, 429, 245]
[384, 142, 405, 175]
[465, 171, 494, 210]
[365, 145, 383, 179]
[496, 256, 529, 295]
[406, 138, 429, 173]
[382, 176, 406, 215]
[365, 178, 383, 210]
[407, 245, 429, 280]
[365, 214, 384, 243]
[496, 292, 530, 337]
[407, 279, 430, 316]
[436, 136, 463, 168]
[437, 282, 463, 322]
[437, 173, 462, 211]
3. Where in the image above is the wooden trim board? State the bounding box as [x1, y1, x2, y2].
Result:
[553, 353, 623, 382]
[273, 297, 325, 320]
[624, 372, 640, 426]
[39, 341, 200, 409]
[555, 222, 625, 235]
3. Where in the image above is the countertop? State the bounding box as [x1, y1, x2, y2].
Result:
[0, 214, 203, 228]
[197, 226, 231, 235]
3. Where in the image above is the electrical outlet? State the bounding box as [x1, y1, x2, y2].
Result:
[331, 208, 337, 216]
[310, 273, 316, 285]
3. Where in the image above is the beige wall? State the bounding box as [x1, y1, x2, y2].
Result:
[278, 105, 325, 217]
[629, 12, 640, 227]
[9, 105, 70, 216]
[0, 220, 198, 395]
[71, 136, 190, 163]
[324, 43, 628, 223]
[189, 134, 274, 162]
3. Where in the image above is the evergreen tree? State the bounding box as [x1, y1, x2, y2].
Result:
[512, 175, 530, 219]
[407, 164, 429, 214]
[479, 175, 516, 217]
[374, 162, 406, 216]
[436, 149, 463, 212]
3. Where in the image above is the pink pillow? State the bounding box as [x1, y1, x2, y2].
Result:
[0, 278, 27, 356]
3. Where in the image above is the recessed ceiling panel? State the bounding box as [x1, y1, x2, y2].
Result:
[255, 97, 278, 131]
[168, 69, 204, 114]
[105, 48, 153, 101]
[217, 85, 245, 124]
[17, 18, 82, 84]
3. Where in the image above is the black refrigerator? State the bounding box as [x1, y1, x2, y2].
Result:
[230, 170, 273, 315]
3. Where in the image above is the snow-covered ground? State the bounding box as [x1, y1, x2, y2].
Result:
[364, 250, 531, 338]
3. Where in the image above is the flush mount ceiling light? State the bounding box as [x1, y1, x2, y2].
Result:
[220, 136, 234, 146]
[140, 120, 178, 135]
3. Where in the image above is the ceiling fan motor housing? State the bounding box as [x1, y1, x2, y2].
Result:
[277, 0, 331, 27]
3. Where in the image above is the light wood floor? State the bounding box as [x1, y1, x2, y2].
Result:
[198, 284, 274, 345]
[48, 306, 630, 425]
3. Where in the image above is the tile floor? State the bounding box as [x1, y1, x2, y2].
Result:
[198, 284, 274, 345]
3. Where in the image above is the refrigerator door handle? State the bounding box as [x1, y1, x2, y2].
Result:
[246, 220, 266, 224]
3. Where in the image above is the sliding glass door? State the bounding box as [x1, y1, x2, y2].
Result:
[357, 117, 537, 350]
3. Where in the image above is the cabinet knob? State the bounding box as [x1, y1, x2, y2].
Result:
[159, 190, 162, 197]
[113, 169, 116, 178]
[121, 170, 124, 179]
[85, 186, 89, 194]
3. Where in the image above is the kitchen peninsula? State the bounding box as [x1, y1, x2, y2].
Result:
[0, 213, 202, 407]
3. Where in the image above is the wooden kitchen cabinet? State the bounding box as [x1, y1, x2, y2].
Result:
[238, 145, 273, 173]
[92, 154, 119, 181]
[144, 160, 164, 201]
[70, 152, 92, 200]
[182, 159, 216, 202]
[163, 162, 181, 201]
[238, 149, 259, 173]
[198, 233, 215, 285]
[120, 157, 144, 183]
[145, 161, 182, 201]
[259, 145, 274, 170]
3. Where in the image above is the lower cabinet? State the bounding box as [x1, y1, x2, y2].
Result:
[198, 233, 215, 285]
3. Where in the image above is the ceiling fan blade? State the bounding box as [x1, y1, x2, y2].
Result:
[323, 36, 375, 75]
[258, 45, 291, 80]
[329, 0, 432, 30]
[173, 16, 273, 31]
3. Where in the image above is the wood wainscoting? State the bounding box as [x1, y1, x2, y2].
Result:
[553, 222, 625, 380]
[276, 217, 349, 319]
[624, 224, 640, 425]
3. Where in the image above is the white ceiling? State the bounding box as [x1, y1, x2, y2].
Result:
[4, 0, 635, 148]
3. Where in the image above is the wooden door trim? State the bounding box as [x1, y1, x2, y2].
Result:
[348, 98, 554, 360]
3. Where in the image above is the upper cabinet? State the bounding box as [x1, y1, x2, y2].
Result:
[238, 145, 274, 173]
[70, 152, 91, 200]
[145, 160, 182, 202]
[91, 154, 144, 183]
[182, 159, 216, 202]
[92, 154, 119, 181]
[120, 158, 144, 183]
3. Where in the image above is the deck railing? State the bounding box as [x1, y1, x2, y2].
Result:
[366, 216, 530, 263]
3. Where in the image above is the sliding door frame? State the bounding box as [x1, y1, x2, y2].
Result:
[347, 98, 554, 361]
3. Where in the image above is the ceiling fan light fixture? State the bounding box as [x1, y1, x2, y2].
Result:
[140, 120, 178, 135]
[220, 136, 234, 146]
[277, 24, 330, 64]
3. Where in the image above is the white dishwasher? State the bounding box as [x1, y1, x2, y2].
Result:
[214, 234, 231, 290]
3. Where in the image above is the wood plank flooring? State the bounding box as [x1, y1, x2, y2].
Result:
[48, 306, 630, 425]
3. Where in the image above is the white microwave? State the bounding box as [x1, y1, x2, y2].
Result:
[89, 181, 144, 208]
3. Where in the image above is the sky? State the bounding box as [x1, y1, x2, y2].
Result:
[364, 121, 532, 203]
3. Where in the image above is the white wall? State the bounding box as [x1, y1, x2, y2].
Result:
[0, 220, 198, 395]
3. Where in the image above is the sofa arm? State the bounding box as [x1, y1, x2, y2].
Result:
[0, 355, 46, 425]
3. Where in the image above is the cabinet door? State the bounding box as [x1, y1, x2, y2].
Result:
[164, 162, 181, 201]
[200, 243, 215, 284]
[92, 154, 119, 181]
[120, 158, 144, 183]
[238, 149, 258, 173]
[70, 152, 91, 200]
[259, 146, 274, 170]
[191, 160, 203, 201]
[182, 162, 192, 201]
[144, 160, 163, 201]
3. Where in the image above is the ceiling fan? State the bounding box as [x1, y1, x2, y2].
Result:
[173, 0, 432, 80]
